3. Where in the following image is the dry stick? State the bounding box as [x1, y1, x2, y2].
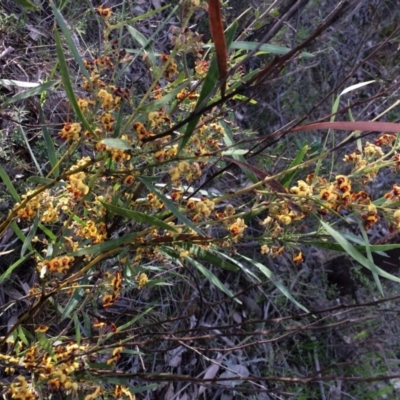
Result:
[97, 289, 400, 340]
[85, 368, 400, 385]
[85, 276, 397, 341]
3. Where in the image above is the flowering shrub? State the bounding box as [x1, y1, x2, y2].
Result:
[1, 1, 400, 398]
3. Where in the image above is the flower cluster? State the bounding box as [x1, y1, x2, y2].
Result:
[160, 53, 179, 80]
[137, 272, 149, 289]
[59, 122, 82, 141]
[7, 376, 36, 400]
[169, 25, 204, 57]
[2, 336, 134, 399]
[40, 255, 75, 276]
[169, 160, 202, 184]
[186, 197, 215, 221]
[102, 270, 123, 307]
[343, 133, 397, 183]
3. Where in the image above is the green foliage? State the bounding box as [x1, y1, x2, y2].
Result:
[1, 0, 400, 398]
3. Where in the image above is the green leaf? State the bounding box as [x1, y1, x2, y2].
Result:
[38, 223, 57, 241]
[281, 144, 309, 188]
[53, 29, 93, 134]
[39, 104, 59, 177]
[101, 138, 134, 151]
[19, 126, 42, 176]
[83, 312, 92, 339]
[61, 277, 89, 320]
[179, 57, 218, 153]
[224, 41, 314, 58]
[358, 219, 383, 295]
[0, 79, 46, 88]
[218, 252, 260, 281]
[37, 332, 54, 356]
[124, 384, 158, 394]
[115, 4, 176, 84]
[138, 80, 188, 114]
[113, 104, 125, 138]
[0, 165, 20, 202]
[238, 254, 310, 312]
[180, 244, 238, 271]
[10, 0, 38, 10]
[21, 215, 39, 257]
[187, 256, 238, 300]
[305, 240, 400, 255]
[127, 26, 156, 69]
[321, 221, 400, 284]
[221, 121, 258, 183]
[137, 177, 203, 235]
[50, 3, 91, 82]
[221, 149, 249, 156]
[1, 81, 57, 107]
[164, 246, 238, 301]
[178, 21, 238, 153]
[69, 232, 138, 257]
[116, 307, 154, 333]
[11, 221, 27, 246]
[73, 313, 81, 345]
[27, 176, 59, 185]
[17, 326, 29, 346]
[120, 5, 170, 25]
[100, 201, 177, 232]
[0, 251, 33, 284]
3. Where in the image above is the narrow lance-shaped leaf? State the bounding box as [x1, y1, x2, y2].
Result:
[321, 220, 400, 284]
[0, 252, 33, 284]
[53, 29, 93, 135]
[11, 0, 38, 10]
[163, 246, 240, 303]
[0, 165, 20, 202]
[21, 215, 39, 257]
[281, 144, 308, 188]
[61, 276, 89, 320]
[137, 176, 203, 235]
[39, 104, 59, 177]
[178, 21, 237, 153]
[221, 120, 257, 183]
[1, 81, 58, 107]
[100, 201, 177, 232]
[358, 218, 383, 295]
[180, 243, 239, 271]
[69, 232, 138, 257]
[127, 26, 156, 69]
[238, 254, 310, 313]
[50, 3, 91, 82]
[204, 41, 314, 58]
